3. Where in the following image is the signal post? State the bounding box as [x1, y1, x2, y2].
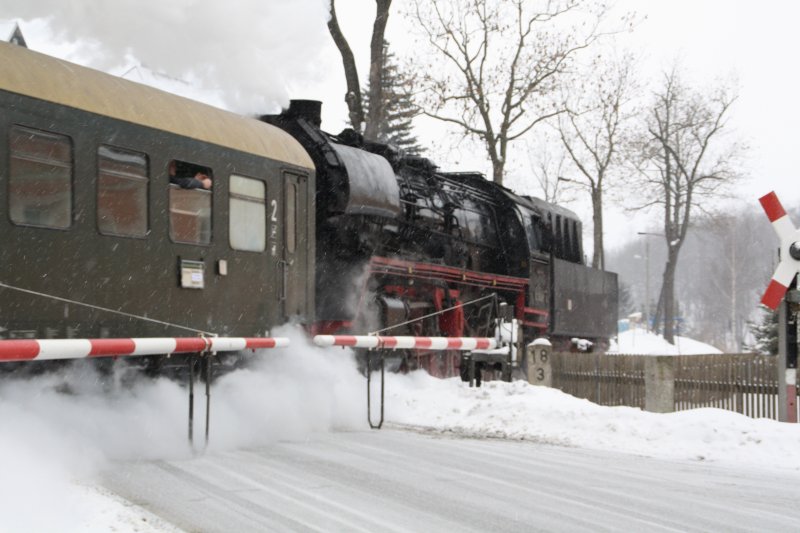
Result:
[759, 192, 800, 422]
[777, 294, 798, 422]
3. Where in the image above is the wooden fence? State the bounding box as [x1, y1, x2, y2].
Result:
[673, 354, 779, 419]
[550, 352, 797, 420]
[550, 353, 646, 410]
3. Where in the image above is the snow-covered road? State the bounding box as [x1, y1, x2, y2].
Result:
[3, 327, 799, 531]
[102, 428, 800, 533]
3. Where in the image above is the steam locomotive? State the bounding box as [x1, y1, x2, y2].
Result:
[0, 41, 616, 375]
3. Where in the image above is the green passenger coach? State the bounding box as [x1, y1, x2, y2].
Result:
[0, 41, 315, 351]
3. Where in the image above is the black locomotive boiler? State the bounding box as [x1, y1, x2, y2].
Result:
[263, 101, 617, 374]
[0, 41, 616, 376]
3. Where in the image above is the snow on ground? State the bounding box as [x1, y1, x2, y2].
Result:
[0, 325, 797, 531]
[384, 372, 800, 471]
[610, 327, 722, 355]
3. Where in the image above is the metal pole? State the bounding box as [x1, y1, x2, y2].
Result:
[778, 296, 798, 423]
[645, 239, 650, 331]
[366, 351, 385, 429]
[188, 356, 195, 445]
[205, 353, 212, 446]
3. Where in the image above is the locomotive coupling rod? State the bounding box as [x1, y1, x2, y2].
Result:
[366, 350, 385, 430]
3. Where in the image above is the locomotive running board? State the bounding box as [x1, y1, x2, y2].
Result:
[0, 336, 290, 447]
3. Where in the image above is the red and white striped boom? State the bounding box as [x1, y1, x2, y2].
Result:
[0, 336, 290, 363]
[314, 335, 497, 351]
[759, 191, 800, 310]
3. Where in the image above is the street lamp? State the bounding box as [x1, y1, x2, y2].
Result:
[637, 231, 663, 331]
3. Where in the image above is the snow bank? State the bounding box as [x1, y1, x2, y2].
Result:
[384, 372, 800, 471]
[610, 327, 722, 355]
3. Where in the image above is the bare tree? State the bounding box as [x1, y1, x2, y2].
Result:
[558, 53, 637, 270]
[525, 134, 569, 204]
[693, 213, 767, 350]
[408, 0, 612, 186]
[328, 1, 364, 132]
[327, 0, 392, 136]
[607, 204, 774, 351]
[636, 67, 742, 344]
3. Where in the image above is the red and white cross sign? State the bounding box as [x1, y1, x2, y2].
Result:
[759, 191, 800, 310]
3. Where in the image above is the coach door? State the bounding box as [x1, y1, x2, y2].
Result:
[281, 172, 309, 320]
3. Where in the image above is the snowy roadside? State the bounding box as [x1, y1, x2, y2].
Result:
[70, 485, 185, 533]
[383, 371, 800, 472]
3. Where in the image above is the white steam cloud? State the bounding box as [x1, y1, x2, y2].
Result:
[0, 0, 333, 114]
[0, 325, 366, 531]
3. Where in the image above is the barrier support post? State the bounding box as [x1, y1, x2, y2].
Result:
[778, 293, 798, 423]
[205, 351, 213, 446]
[188, 356, 196, 445]
[366, 351, 385, 429]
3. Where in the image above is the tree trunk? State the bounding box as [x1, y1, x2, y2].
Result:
[327, 0, 364, 133]
[662, 251, 679, 344]
[652, 281, 665, 335]
[591, 186, 604, 269]
[363, 0, 392, 140]
[491, 154, 505, 186]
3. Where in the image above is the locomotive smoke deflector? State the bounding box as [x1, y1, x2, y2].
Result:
[263, 100, 401, 220]
[329, 142, 400, 219]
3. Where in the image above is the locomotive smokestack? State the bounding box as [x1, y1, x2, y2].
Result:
[286, 99, 322, 127]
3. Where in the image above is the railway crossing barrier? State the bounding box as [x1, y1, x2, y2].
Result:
[313, 335, 501, 428]
[0, 336, 289, 362]
[313, 335, 497, 351]
[0, 336, 291, 446]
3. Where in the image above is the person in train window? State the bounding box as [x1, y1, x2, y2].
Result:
[169, 160, 212, 190]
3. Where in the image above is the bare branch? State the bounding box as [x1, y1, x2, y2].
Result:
[408, 0, 619, 185]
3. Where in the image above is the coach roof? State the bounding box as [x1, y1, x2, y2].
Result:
[0, 41, 313, 170]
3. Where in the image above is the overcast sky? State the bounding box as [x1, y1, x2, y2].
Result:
[1, 0, 796, 251]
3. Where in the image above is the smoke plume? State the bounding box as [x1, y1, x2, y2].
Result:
[0, 0, 333, 114]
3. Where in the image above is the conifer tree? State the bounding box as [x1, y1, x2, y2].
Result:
[363, 43, 423, 154]
[747, 307, 778, 356]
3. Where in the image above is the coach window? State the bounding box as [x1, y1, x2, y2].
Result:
[97, 145, 148, 237]
[9, 126, 72, 229]
[169, 160, 212, 245]
[229, 175, 266, 252]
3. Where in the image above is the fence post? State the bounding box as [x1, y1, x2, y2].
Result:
[644, 356, 675, 413]
[527, 338, 552, 387]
